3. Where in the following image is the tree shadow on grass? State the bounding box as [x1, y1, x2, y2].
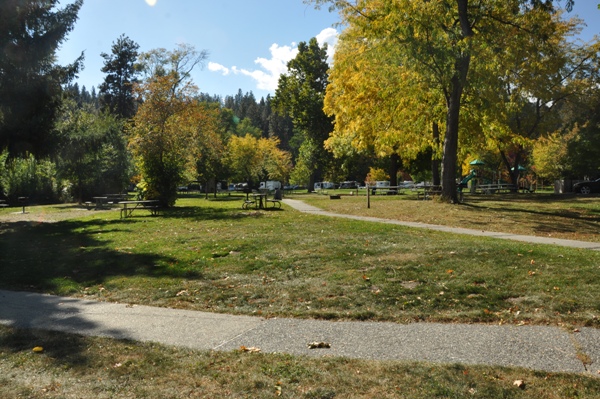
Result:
[460, 197, 600, 237]
[0, 290, 146, 370]
[162, 205, 271, 221]
[0, 215, 209, 369]
[0, 218, 201, 293]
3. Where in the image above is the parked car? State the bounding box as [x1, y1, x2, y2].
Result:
[234, 183, 248, 191]
[573, 178, 600, 194]
[314, 182, 335, 190]
[339, 181, 358, 189]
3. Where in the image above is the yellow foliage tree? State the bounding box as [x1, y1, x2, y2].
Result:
[225, 135, 292, 188]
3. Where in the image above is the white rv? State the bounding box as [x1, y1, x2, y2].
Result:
[259, 181, 281, 191]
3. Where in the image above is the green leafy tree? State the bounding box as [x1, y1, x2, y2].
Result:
[99, 34, 140, 119]
[130, 44, 209, 206]
[190, 102, 226, 198]
[272, 37, 333, 192]
[56, 100, 130, 203]
[0, 0, 83, 157]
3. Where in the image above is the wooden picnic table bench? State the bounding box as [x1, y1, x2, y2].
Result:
[265, 189, 283, 208]
[416, 185, 442, 200]
[242, 191, 283, 209]
[477, 184, 517, 194]
[119, 200, 161, 218]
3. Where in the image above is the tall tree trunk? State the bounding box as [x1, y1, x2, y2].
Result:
[432, 122, 441, 186]
[441, 59, 469, 203]
[500, 149, 522, 192]
[441, 0, 472, 203]
[389, 153, 399, 187]
[308, 173, 316, 193]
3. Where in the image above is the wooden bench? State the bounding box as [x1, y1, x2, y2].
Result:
[417, 186, 442, 200]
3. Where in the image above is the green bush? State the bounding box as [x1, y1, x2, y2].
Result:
[0, 152, 64, 203]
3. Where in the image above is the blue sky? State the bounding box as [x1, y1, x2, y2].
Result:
[57, 0, 340, 99]
[57, 0, 599, 100]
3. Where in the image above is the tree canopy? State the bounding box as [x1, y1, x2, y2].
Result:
[99, 34, 140, 119]
[312, 0, 584, 201]
[272, 37, 333, 191]
[0, 0, 83, 157]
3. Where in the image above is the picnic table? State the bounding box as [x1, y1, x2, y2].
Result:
[92, 196, 110, 209]
[372, 187, 399, 195]
[416, 185, 442, 200]
[477, 184, 516, 194]
[119, 200, 161, 218]
[89, 194, 133, 210]
[248, 193, 266, 209]
[106, 193, 132, 201]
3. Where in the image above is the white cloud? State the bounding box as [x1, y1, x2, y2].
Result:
[316, 27, 339, 63]
[208, 62, 230, 76]
[211, 27, 339, 93]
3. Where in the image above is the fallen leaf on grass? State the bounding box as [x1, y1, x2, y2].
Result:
[239, 346, 261, 353]
[32, 346, 44, 353]
[307, 341, 331, 349]
[513, 380, 525, 389]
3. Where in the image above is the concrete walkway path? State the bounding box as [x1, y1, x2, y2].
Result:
[282, 199, 600, 251]
[1, 289, 599, 376]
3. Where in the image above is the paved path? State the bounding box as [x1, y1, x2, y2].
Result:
[2, 200, 599, 376]
[1, 289, 599, 375]
[282, 199, 600, 251]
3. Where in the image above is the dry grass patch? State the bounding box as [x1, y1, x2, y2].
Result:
[300, 193, 600, 242]
[2, 326, 600, 399]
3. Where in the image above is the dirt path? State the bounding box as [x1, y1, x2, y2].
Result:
[0, 205, 117, 224]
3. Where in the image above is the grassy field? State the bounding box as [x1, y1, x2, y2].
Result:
[1, 195, 599, 326]
[2, 325, 600, 399]
[300, 190, 600, 243]
[1, 193, 600, 397]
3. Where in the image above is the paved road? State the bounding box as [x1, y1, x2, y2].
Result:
[2, 200, 599, 376]
[1, 289, 599, 375]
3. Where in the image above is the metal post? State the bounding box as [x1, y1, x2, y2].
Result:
[367, 184, 370, 209]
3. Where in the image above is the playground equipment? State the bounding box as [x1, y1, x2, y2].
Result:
[458, 170, 476, 192]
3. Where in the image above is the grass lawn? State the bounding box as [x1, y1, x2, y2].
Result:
[299, 191, 600, 243]
[1, 195, 599, 326]
[2, 325, 600, 399]
[1, 194, 599, 397]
